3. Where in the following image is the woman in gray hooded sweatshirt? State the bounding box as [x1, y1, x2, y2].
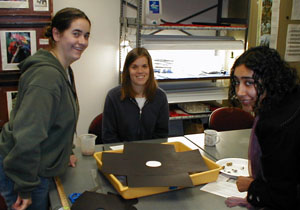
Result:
[0, 7, 90, 210]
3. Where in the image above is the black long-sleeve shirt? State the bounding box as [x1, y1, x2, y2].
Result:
[247, 86, 300, 209]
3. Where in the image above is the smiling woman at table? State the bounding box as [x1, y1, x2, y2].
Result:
[226, 46, 300, 209]
[102, 47, 169, 143]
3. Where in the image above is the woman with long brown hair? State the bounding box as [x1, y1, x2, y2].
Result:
[102, 47, 169, 143]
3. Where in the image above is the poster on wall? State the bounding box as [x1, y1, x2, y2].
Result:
[0, 30, 37, 71]
[33, 0, 49, 11]
[0, 0, 29, 8]
[291, 0, 300, 20]
[6, 91, 18, 119]
[257, 0, 280, 49]
[284, 24, 300, 62]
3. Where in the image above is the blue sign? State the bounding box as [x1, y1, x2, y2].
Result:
[149, 0, 160, 14]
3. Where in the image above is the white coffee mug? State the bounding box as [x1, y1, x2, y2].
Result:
[204, 129, 220, 146]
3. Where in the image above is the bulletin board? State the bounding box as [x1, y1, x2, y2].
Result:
[0, 0, 53, 128]
[0, 0, 52, 16]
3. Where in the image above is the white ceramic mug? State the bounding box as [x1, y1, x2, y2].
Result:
[79, 134, 97, 155]
[204, 129, 220, 146]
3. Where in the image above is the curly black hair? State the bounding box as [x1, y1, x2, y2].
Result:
[228, 46, 299, 115]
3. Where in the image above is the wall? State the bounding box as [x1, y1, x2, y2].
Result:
[247, 0, 259, 48]
[53, 0, 120, 136]
[276, 0, 300, 72]
[161, 0, 218, 24]
[247, 0, 300, 74]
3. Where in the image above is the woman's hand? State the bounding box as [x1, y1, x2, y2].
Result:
[236, 176, 254, 192]
[12, 195, 32, 210]
[69, 154, 77, 167]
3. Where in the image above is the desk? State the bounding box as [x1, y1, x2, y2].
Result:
[49, 136, 246, 210]
[185, 129, 251, 160]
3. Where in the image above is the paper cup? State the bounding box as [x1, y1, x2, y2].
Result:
[79, 134, 97, 155]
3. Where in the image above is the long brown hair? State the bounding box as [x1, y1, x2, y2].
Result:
[121, 47, 158, 101]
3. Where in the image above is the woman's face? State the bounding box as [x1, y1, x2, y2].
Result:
[129, 56, 150, 90]
[233, 64, 257, 112]
[54, 18, 90, 66]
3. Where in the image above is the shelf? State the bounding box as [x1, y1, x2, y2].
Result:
[120, 0, 247, 102]
[141, 34, 245, 50]
[170, 113, 210, 121]
[141, 34, 236, 41]
[121, 0, 249, 50]
[157, 76, 230, 82]
[0, 21, 50, 28]
[166, 86, 229, 104]
[139, 23, 247, 31]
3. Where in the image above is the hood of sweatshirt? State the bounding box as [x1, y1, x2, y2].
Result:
[18, 49, 68, 79]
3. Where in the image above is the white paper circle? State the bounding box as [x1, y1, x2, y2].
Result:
[145, 160, 162, 168]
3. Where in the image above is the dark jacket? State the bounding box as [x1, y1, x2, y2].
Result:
[102, 86, 169, 143]
[247, 86, 300, 210]
[0, 49, 79, 198]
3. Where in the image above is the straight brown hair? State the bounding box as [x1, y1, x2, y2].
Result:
[121, 47, 158, 101]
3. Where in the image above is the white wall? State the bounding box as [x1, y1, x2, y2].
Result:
[53, 0, 120, 136]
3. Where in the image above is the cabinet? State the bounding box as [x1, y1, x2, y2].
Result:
[119, 0, 249, 135]
[120, 0, 249, 49]
[119, 0, 250, 86]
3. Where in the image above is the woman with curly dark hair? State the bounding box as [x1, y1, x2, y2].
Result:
[226, 46, 300, 209]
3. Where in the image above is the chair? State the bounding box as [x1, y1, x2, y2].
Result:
[208, 107, 254, 131]
[88, 113, 103, 144]
[0, 195, 7, 210]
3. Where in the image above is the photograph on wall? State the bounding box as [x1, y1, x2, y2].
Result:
[0, 30, 37, 70]
[257, 0, 280, 48]
[33, 0, 49, 11]
[0, 0, 29, 8]
[259, 0, 272, 47]
[6, 91, 18, 119]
